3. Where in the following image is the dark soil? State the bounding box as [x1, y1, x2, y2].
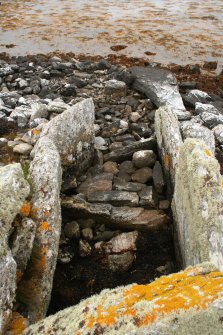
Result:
[48, 228, 177, 316]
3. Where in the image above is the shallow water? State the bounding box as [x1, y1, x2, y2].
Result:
[0, 0, 223, 67]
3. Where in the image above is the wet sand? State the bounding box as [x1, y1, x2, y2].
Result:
[0, 0, 223, 68]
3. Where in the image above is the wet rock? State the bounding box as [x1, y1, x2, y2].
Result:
[213, 124, 223, 144]
[155, 106, 183, 193]
[104, 79, 127, 98]
[88, 191, 139, 207]
[139, 186, 155, 208]
[130, 66, 186, 117]
[132, 150, 156, 168]
[104, 137, 156, 162]
[153, 161, 165, 194]
[103, 161, 119, 174]
[64, 221, 80, 239]
[180, 120, 215, 153]
[17, 136, 62, 323]
[11, 218, 36, 274]
[203, 61, 218, 70]
[41, 98, 95, 172]
[200, 111, 223, 129]
[79, 239, 91, 257]
[183, 89, 212, 107]
[0, 163, 30, 333]
[172, 138, 223, 270]
[82, 228, 93, 240]
[195, 102, 219, 115]
[131, 167, 153, 183]
[77, 173, 113, 198]
[13, 143, 33, 155]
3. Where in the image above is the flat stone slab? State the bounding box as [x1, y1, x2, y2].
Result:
[172, 138, 223, 270]
[17, 136, 62, 324]
[22, 264, 223, 335]
[77, 173, 113, 198]
[88, 191, 139, 207]
[104, 137, 156, 162]
[130, 66, 186, 117]
[62, 197, 169, 232]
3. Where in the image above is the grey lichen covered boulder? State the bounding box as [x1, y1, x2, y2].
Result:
[180, 120, 215, 154]
[17, 136, 62, 324]
[155, 106, 183, 194]
[41, 98, 95, 173]
[22, 263, 223, 335]
[130, 66, 187, 117]
[0, 163, 30, 333]
[172, 138, 223, 270]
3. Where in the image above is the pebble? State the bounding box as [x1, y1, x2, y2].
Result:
[132, 150, 156, 168]
[13, 143, 33, 154]
[64, 221, 80, 239]
[131, 167, 153, 183]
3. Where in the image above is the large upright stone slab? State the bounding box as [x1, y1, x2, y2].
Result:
[17, 136, 62, 324]
[41, 98, 95, 174]
[155, 106, 183, 194]
[0, 163, 30, 333]
[172, 138, 223, 270]
[130, 66, 186, 117]
[22, 264, 223, 335]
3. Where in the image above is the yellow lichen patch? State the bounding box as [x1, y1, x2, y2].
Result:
[221, 179, 223, 191]
[7, 312, 28, 335]
[83, 267, 223, 331]
[19, 202, 31, 217]
[39, 221, 51, 232]
[31, 128, 39, 136]
[163, 154, 170, 169]
[204, 149, 212, 157]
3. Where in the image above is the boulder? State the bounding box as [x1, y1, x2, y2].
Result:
[41, 98, 95, 173]
[172, 138, 223, 270]
[195, 102, 219, 115]
[132, 150, 156, 168]
[180, 120, 215, 154]
[17, 136, 62, 324]
[130, 66, 187, 118]
[22, 264, 223, 335]
[0, 163, 30, 333]
[155, 106, 183, 194]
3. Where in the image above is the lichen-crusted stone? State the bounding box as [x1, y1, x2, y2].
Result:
[155, 106, 183, 194]
[172, 138, 223, 270]
[22, 263, 223, 335]
[41, 98, 95, 174]
[180, 120, 215, 154]
[17, 136, 62, 324]
[130, 66, 187, 118]
[11, 218, 36, 274]
[0, 163, 30, 333]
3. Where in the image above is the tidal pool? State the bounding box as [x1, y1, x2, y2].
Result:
[0, 0, 223, 67]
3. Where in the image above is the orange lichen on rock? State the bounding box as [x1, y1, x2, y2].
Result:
[163, 153, 170, 169]
[84, 267, 223, 331]
[7, 312, 28, 335]
[19, 202, 31, 217]
[31, 128, 39, 136]
[39, 221, 51, 232]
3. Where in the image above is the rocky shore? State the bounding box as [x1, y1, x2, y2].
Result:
[1, 54, 223, 334]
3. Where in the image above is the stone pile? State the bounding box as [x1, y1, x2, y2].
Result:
[1, 54, 223, 334]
